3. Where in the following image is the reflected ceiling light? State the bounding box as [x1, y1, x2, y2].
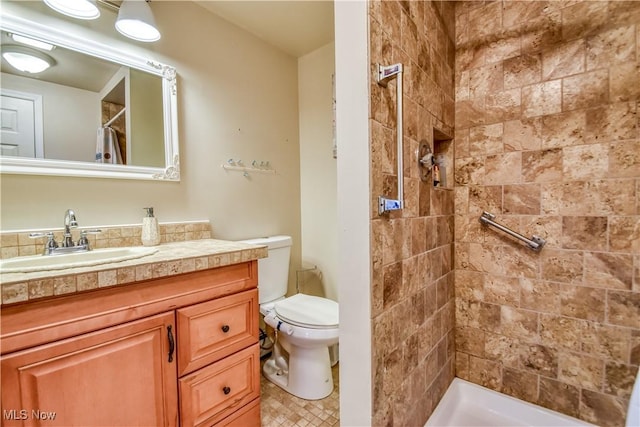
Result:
[43, 0, 100, 20]
[10, 34, 55, 51]
[2, 46, 56, 74]
[115, 1, 161, 43]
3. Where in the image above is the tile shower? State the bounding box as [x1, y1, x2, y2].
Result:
[369, 1, 457, 425]
[368, 1, 639, 426]
[454, 1, 639, 425]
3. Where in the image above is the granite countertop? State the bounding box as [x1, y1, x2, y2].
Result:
[0, 239, 267, 305]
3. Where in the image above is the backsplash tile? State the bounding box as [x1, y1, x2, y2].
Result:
[0, 221, 212, 259]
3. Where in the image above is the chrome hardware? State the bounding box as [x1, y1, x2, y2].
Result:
[30, 232, 58, 255]
[378, 196, 403, 215]
[479, 211, 546, 252]
[377, 63, 403, 87]
[62, 209, 78, 247]
[31, 211, 102, 256]
[377, 63, 404, 215]
[77, 229, 102, 247]
[417, 142, 434, 183]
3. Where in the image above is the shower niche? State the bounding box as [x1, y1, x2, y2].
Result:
[418, 128, 453, 189]
[432, 128, 453, 189]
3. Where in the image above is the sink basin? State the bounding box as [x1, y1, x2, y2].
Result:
[0, 247, 159, 274]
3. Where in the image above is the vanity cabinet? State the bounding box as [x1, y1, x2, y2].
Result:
[1, 261, 261, 427]
[1, 312, 178, 426]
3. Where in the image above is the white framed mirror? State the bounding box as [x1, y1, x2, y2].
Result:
[0, 11, 179, 181]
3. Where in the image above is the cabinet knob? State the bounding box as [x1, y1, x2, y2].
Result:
[223, 386, 231, 395]
[221, 324, 230, 333]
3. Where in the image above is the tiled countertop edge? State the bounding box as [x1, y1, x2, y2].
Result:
[1, 239, 267, 305]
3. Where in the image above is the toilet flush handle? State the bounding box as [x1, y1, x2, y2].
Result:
[276, 320, 294, 335]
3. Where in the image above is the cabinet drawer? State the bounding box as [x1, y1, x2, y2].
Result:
[177, 289, 258, 375]
[179, 344, 260, 427]
[213, 398, 260, 427]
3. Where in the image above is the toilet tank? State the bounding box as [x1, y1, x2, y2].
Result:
[239, 235, 292, 304]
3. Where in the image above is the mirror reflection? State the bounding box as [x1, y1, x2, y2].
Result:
[1, 31, 165, 168]
[0, 1, 179, 181]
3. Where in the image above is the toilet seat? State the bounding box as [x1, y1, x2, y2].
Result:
[274, 294, 338, 329]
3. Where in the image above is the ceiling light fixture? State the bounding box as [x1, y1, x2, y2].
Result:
[10, 33, 55, 51]
[43, 0, 100, 20]
[115, 1, 161, 43]
[2, 45, 56, 74]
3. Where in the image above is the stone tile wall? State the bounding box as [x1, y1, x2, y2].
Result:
[454, 1, 639, 425]
[369, 1, 457, 425]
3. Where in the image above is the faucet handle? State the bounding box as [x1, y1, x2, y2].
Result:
[29, 232, 58, 254]
[82, 229, 102, 234]
[77, 229, 102, 248]
[29, 232, 52, 239]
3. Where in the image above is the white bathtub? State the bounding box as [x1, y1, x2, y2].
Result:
[425, 378, 595, 427]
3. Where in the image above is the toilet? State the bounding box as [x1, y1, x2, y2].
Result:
[240, 235, 339, 400]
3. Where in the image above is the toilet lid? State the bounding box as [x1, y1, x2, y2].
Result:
[274, 294, 339, 329]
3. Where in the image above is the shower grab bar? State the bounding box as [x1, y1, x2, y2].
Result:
[377, 63, 404, 215]
[479, 211, 546, 252]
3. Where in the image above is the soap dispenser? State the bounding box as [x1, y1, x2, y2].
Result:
[141, 207, 161, 246]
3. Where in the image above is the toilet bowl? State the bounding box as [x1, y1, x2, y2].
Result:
[262, 293, 339, 400]
[239, 235, 339, 400]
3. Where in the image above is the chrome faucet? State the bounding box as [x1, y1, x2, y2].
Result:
[29, 209, 102, 255]
[62, 209, 78, 247]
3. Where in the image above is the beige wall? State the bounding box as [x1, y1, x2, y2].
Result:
[454, 2, 640, 426]
[0, 2, 302, 278]
[298, 42, 338, 301]
[369, 1, 456, 425]
[1, 72, 99, 162]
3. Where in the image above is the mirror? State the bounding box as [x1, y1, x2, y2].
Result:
[0, 11, 179, 180]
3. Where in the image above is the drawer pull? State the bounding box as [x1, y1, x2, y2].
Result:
[223, 386, 231, 395]
[221, 324, 230, 333]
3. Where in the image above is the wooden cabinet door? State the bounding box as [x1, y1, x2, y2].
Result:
[1, 312, 178, 427]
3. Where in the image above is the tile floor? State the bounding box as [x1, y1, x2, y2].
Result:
[260, 363, 340, 426]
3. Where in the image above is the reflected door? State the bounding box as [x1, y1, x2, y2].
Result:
[0, 90, 43, 158]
